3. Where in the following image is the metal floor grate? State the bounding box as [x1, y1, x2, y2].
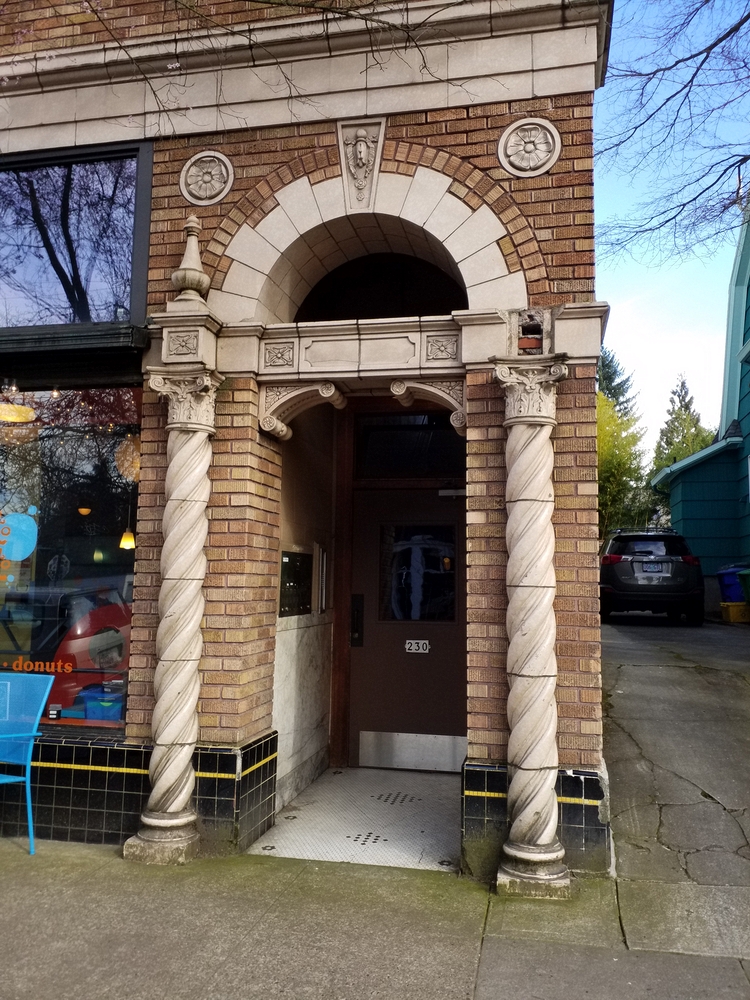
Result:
[247, 767, 461, 871]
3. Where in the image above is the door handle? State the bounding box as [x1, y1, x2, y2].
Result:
[350, 594, 364, 647]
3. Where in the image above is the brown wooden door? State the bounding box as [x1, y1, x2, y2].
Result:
[348, 489, 466, 769]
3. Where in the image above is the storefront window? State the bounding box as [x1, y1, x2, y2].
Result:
[0, 388, 141, 727]
[0, 157, 137, 328]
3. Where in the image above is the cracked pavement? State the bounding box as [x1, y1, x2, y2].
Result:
[603, 614, 750, 960]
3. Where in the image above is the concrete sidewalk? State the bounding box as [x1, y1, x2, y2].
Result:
[1, 840, 749, 999]
[1, 616, 749, 999]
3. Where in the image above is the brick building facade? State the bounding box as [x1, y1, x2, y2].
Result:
[0, 0, 610, 885]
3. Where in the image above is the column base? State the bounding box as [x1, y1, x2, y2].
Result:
[123, 809, 200, 865]
[496, 839, 571, 898]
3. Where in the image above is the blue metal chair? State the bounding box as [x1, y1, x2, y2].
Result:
[0, 673, 53, 854]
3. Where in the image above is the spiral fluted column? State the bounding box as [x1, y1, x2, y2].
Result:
[495, 359, 568, 890]
[124, 366, 223, 864]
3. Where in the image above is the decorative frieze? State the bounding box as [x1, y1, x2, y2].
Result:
[431, 380, 464, 406]
[263, 384, 299, 410]
[264, 342, 295, 368]
[168, 332, 199, 356]
[426, 335, 459, 361]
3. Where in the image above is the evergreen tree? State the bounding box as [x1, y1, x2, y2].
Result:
[652, 377, 716, 475]
[597, 347, 636, 418]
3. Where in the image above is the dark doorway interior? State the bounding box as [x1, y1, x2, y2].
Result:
[295, 253, 468, 322]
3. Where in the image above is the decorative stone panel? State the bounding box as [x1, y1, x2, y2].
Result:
[180, 151, 235, 207]
[497, 119, 562, 178]
[337, 118, 386, 212]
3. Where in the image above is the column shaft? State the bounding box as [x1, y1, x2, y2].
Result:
[495, 360, 569, 890]
[124, 367, 222, 864]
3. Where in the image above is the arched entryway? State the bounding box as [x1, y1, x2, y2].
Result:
[198, 163, 528, 869]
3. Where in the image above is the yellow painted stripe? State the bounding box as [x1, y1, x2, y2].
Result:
[32, 761, 148, 776]
[28, 754, 278, 781]
[240, 751, 278, 778]
[465, 789, 600, 807]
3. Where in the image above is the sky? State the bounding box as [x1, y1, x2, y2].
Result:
[592, 1, 741, 459]
[594, 170, 736, 455]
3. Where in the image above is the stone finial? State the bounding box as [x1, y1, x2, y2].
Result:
[171, 216, 211, 301]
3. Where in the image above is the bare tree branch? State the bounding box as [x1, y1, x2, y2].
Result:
[597, 0, 750, 258]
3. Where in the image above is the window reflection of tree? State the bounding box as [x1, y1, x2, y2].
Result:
[0, 158, 136, 327]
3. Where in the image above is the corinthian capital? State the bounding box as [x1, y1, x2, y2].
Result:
[494, 358, 568, 426]
[148, 365, 225, 434]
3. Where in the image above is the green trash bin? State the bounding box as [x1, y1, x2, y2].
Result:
[738, 569, 750, 603]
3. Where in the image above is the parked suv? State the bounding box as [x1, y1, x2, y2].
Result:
[600, 529, 704, 625]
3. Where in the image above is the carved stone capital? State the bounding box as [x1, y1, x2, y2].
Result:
[494, 359, 568, 426]
[148, 366, 224, 434]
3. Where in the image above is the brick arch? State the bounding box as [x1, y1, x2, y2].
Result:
[377, 139, 546, 284]
[204, 146, 547, 325]
[203, 149, 341, 281]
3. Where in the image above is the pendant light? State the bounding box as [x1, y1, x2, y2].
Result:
[119, 494, 135, 550]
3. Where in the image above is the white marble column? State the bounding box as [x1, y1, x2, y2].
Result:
[124, 366, 223, 864]
[494, 359, 569, 890]
[123, 215, 226, 864]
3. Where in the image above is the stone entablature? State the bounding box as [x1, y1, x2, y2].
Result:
[151, 304, 607, 381]
[0, 0, 610, 153]
[257, 317, 465, 380]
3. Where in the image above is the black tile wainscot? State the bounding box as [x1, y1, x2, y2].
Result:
[0, 730, 277, 853]
[461, 762, 610, 882]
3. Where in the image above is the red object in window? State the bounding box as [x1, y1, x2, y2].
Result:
[601, 554, 624, 565]
[49, 601, 131, 709]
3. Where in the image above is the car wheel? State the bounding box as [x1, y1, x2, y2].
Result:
[600, 601, 612, 622]
[686, 602, 704, 627]
[666, 607, 681, 623]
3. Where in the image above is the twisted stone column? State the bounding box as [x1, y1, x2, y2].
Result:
[494, 359, 569, 890]
[124, 366, 223, 864]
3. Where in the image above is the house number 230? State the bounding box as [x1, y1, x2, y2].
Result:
[405, 640, 430, 653]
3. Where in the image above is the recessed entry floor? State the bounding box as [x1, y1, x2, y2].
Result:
[247, 767, 461, 872]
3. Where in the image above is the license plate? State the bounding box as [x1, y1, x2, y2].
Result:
[642, 563, 663, 573]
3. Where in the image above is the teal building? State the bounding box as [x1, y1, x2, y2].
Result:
[652, 224, 750, 578]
